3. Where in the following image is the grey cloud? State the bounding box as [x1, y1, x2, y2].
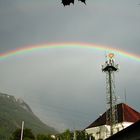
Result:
[0, 0, 140, 131]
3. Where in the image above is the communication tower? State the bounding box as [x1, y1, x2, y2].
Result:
[102, 53, 119, 136]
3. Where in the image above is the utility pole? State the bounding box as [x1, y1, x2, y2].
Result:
[20, 121, 24, 140]
[124, 88, 127, 104]
[73, 131, 77, 140]
[102, 53, 119, 136]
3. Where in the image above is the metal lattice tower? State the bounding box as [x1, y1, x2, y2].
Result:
[102, 53, 119, 136]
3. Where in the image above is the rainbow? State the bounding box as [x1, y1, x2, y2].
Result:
[0, 43, 140, 62]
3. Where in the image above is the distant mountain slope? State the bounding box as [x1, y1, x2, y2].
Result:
[0, 92, 57, 139]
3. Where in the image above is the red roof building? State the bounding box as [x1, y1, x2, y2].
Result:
[106, 120, 140, 140]
[86, 103, 140, 129]
[85, 103, 140, 140]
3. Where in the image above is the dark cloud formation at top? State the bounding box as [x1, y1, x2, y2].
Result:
[0, 0, 140, 131]
[61, 0, 86, 6]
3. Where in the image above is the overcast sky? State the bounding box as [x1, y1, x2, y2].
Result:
[0, 0, 140, 131]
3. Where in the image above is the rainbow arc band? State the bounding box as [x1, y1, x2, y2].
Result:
[0, 43, 139, 62]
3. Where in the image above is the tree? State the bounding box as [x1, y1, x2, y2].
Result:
[10, 128, 35, 140]
[73, 130, 93, 140]
[57, 129, 72, 140]
[61, 0, 86, 6]
[56, 130, 95, 140]
[37, 134, 55, 140]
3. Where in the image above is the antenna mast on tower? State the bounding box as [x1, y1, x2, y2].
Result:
[102, 53, 119, 136]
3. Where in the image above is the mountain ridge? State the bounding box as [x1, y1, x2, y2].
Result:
[0, 92, 57, 139]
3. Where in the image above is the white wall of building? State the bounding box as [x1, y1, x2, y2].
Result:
[85, 122, 133, 140]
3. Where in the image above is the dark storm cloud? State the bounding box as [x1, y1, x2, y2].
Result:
[0, 0, 140, 131]
[0, 0, 140, 52]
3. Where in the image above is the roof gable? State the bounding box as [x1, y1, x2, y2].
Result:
[86, 103, 140, 129]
